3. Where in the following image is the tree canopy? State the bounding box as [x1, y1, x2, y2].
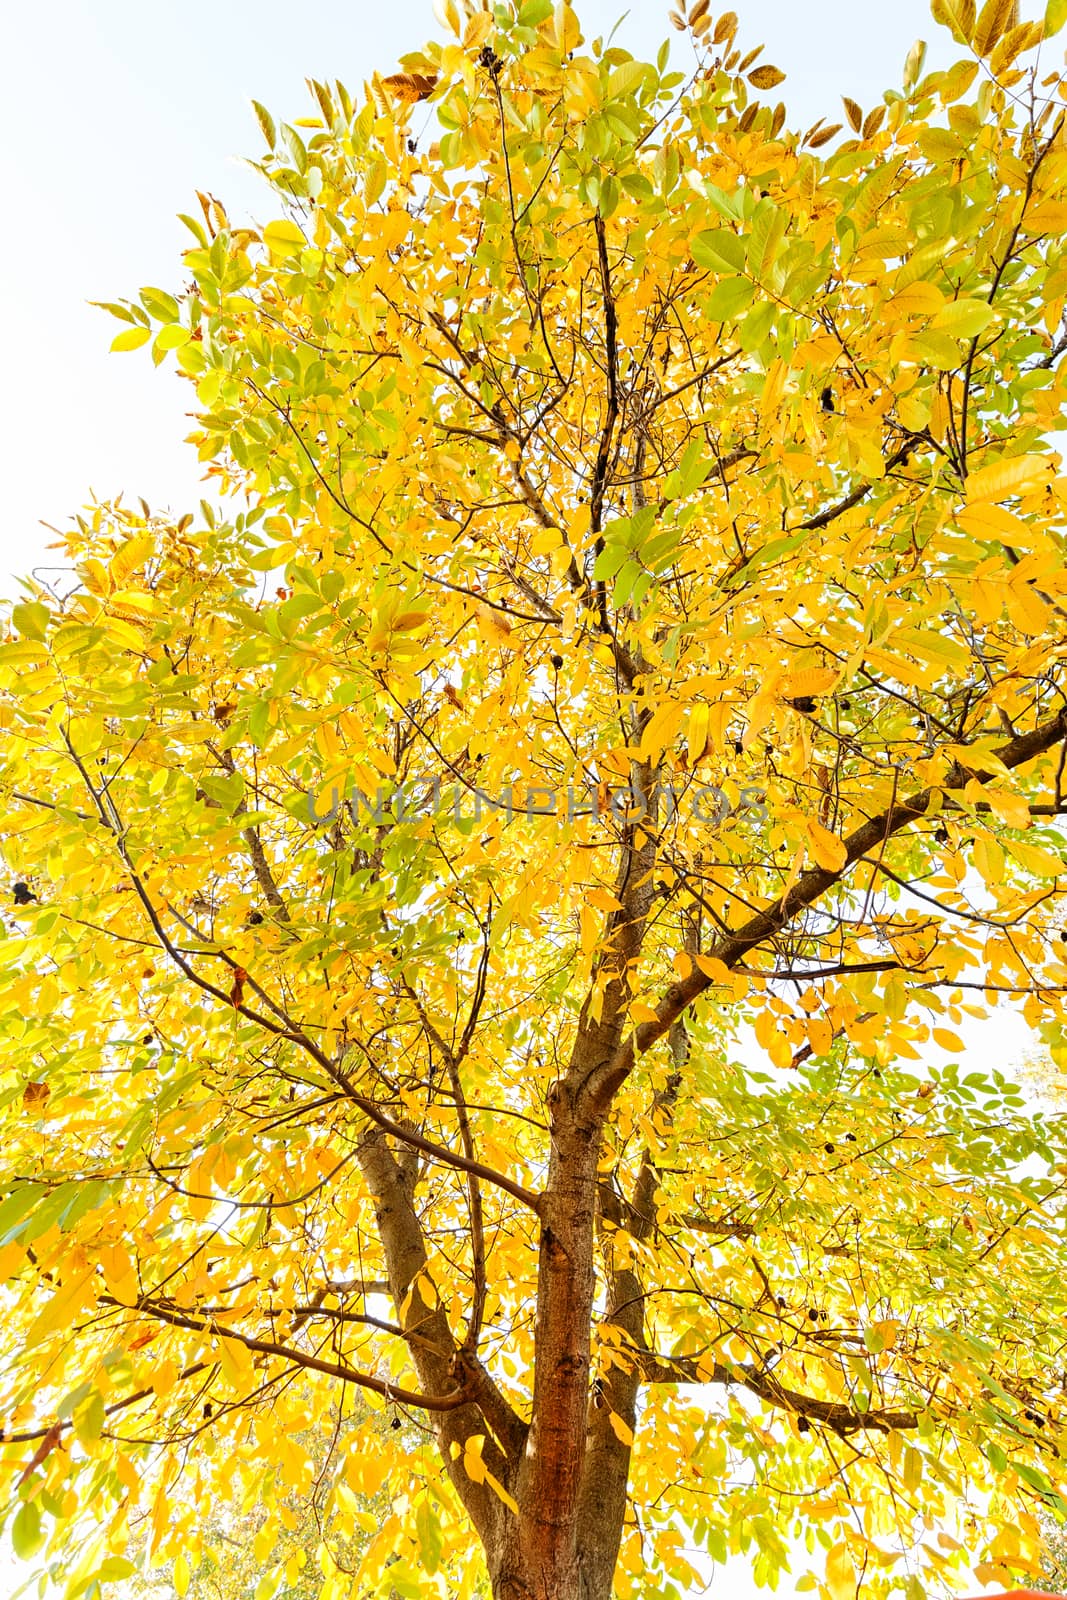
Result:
[3, 1, 1067, 1597]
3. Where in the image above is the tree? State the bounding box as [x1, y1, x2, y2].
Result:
[2, 0, 1067, 1596]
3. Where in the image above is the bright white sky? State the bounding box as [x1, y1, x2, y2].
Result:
[0, 3, 1042, 1597]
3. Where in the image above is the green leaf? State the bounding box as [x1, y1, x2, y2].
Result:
[664, 439, 712, 500]
[11, 1500, 43, 1561]
[11, 602, 50, 641]
[613, 558, 643, 607]
[706, 276, 755, 322]
[731, 529, 808, 582]
[592, 543, 630, 582]
[747, 201, 786, 283]
[930, 298, 995, 338]
[251, 99, 277, 149]
[91, 1560, 137, 1584]
[919, 126, 965, 162]
[282, 125, 308, 175]
[605, 60, 647, 101]
[57, 1381, 94, 1422]
[739, 299, 775, 350]
[139, 287, 180, 322]
[89, 300, 138, 325]
[911, 330, 965, 370]
[74, 1391, 105, 1445]
[703, 183, 743, 221]
[598, 175, 620, 220]
[199, 772, 247, 812]
[0, 1182, 45, 1246]
[415, 1499, 443, 1577]
[692, 229, 746, 273]
[278, 592, 323, 625]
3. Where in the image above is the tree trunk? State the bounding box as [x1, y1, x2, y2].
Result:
[512, 1076, 605, 1597]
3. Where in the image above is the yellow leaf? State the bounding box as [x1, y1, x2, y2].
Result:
[806, 819, 848, 872]
[110, 589, 157, 617]
[956, 501, 1031, 540]
[586, 887, 624, 912]
[687, 702, 710, 767]
[25, 1268, 96, 1348]
[873, 1318, 899, 1349]
[965, 453, 1050, 502]
[484, 1469, 519, 1513]
[694, 954, 730, 983]
[825, 1541, 857, 1600]
[381, 73, 439, 105]
[932, 1028, 964, 1052]
[608, 1411, 634, 1446]
[1005, 581, 1052, 636]
[984, 788, 1031, 828]
[174, 1554, 191, 1597]
[629, 1001, 660, 1025]
[217, 1333, 254, 1385]
[476, 604, 518, 648]
[884, 282, 944, 318]
[1006, 839, 1064, 878]
[463, 1436, 487, 1484]
[109, 536, 155, 586]
[748, 64, 786, 89]
[432, 0, 462, 33]
[781, 667, 838, 699]
[974, 0, 1018, 54]
[262, 219, 307, 258]
[972, 833, 1004, 888]
[639, 700, 686, 761]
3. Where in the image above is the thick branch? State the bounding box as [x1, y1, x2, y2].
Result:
[103, 1298, 468, 1411]
[584, 706, 1067, 1111]
[640, 1351, 920, 1435]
